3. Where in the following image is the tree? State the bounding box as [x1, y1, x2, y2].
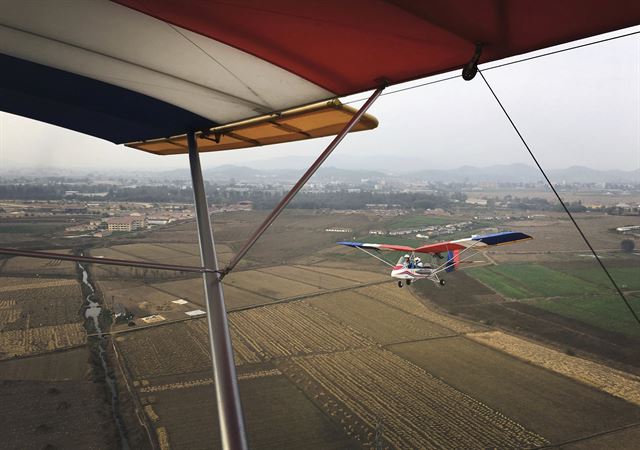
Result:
[621, 239, 635, 253]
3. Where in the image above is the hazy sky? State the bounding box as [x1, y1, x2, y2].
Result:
[1, 26, 639, 173]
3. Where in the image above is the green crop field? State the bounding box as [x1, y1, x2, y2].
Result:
[466, 264, 604, 299]
[527, 294, 640, 338]
[557, 267, 640, 291]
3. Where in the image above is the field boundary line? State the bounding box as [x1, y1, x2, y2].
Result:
[254, 267, 327, 289]
[227, 279, 392, 313]
[535, 421, 640, 449]
[383, 334, 461, 348]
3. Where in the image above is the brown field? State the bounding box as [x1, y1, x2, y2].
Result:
[0, 323, 86, 359]
[151, 277, 273, 310]
[0, 251, 76, 277]
[96, 281, 183, 317]
[309, 291, 454, 344]
[148, 373, 354, 450]
[229, 301, 372, 359]
[0, 380, 118, 449]
[115, 318, 261, 380]
[280, 348, 548, 449]
[355, 283, 483, 334]
[225, 269, 321, 298]
[0, 282, 83, 331]
[388, 336, 640, 443]
[258, 265, 357, 289]
[467, 331, 640, 406]
[0, 276, 76, 289]
[302, 265, 388, 283]
[0, 347, 90, 381]
[495, 214, 633, 256]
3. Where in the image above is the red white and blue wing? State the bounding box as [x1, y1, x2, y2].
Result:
[337, 241, 415, 253]
[3, 2, 640, 149]
[415, 231, 532, 254]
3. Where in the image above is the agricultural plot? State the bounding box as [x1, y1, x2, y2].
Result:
[0, 283, 83, 331]
[466, 264, 604, 299]
[302, 265, 388, 283]
[149, 374, 353, 450]
[309, 291, 454, 344]
[0, 323, 86, 359]
[281, 348, 548, 449]
[356, 284, 482, 334]
[0, 252, 76, 277]
[0, 380, 118, 450]
[258, 266, 357, 289]
[225, 269, 321, 298]
[468, 331, 640, 407]
[528, 294, 640, 338]
[116, 322, 213, 380]
[229, 301, 372, 359]
[97, 282, 180, 318]
[557, 266, 640, 291]
[0, 347, 89, 381]
[150, 277, 272, 310]
[389, 336, 640, 443]
[116, 318, 261, 380]
[0, 276, 76, 289]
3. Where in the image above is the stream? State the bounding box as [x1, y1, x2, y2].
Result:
[79, 262, 131, 450]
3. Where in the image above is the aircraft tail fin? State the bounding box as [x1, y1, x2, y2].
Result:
[445, 249, 460, 272]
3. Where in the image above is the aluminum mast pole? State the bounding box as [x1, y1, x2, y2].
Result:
[223, 86, 385, 276]
[187, 131, 248, 450]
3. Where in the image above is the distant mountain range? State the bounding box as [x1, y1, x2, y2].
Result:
[1, 163, 638, 184]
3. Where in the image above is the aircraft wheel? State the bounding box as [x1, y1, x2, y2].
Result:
[398, 280, 403, 288]
[439, 279, 446, 286]
[406, 279, 412, 286]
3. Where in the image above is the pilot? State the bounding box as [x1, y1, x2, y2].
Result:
[415, 257, 424, 268]
[403, 254, 411, 268]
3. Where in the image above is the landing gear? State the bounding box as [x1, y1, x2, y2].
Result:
[406, 279, 412, 286]
[398, 280, 403, 288]
[439, 279, 446, 286]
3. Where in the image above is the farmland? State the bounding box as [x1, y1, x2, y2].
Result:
[4, 208, 640, 449]
[0, 380, 119, 450]
[389, 336, 640, 443]
[281, 348, 548, 449]
[466, 263, 604, 299]
[0, 277, 86, 359]
[463, 261, 640, 338]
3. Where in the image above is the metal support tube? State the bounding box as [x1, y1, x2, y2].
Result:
[224, 86, 385, 275]
[187, 131, 248, 450]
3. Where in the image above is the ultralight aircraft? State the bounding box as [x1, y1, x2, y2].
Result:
[339, 231, 532, 287]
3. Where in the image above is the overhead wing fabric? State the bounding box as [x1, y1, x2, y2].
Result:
[114, 1, 640, 97]
[2, 1, 639, 145]
[337, 242, 415, 253]
[415, 231, 532, 254]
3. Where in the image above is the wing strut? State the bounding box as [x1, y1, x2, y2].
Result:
[355, 245, 395, 267]
[221, 85, 386, 277]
